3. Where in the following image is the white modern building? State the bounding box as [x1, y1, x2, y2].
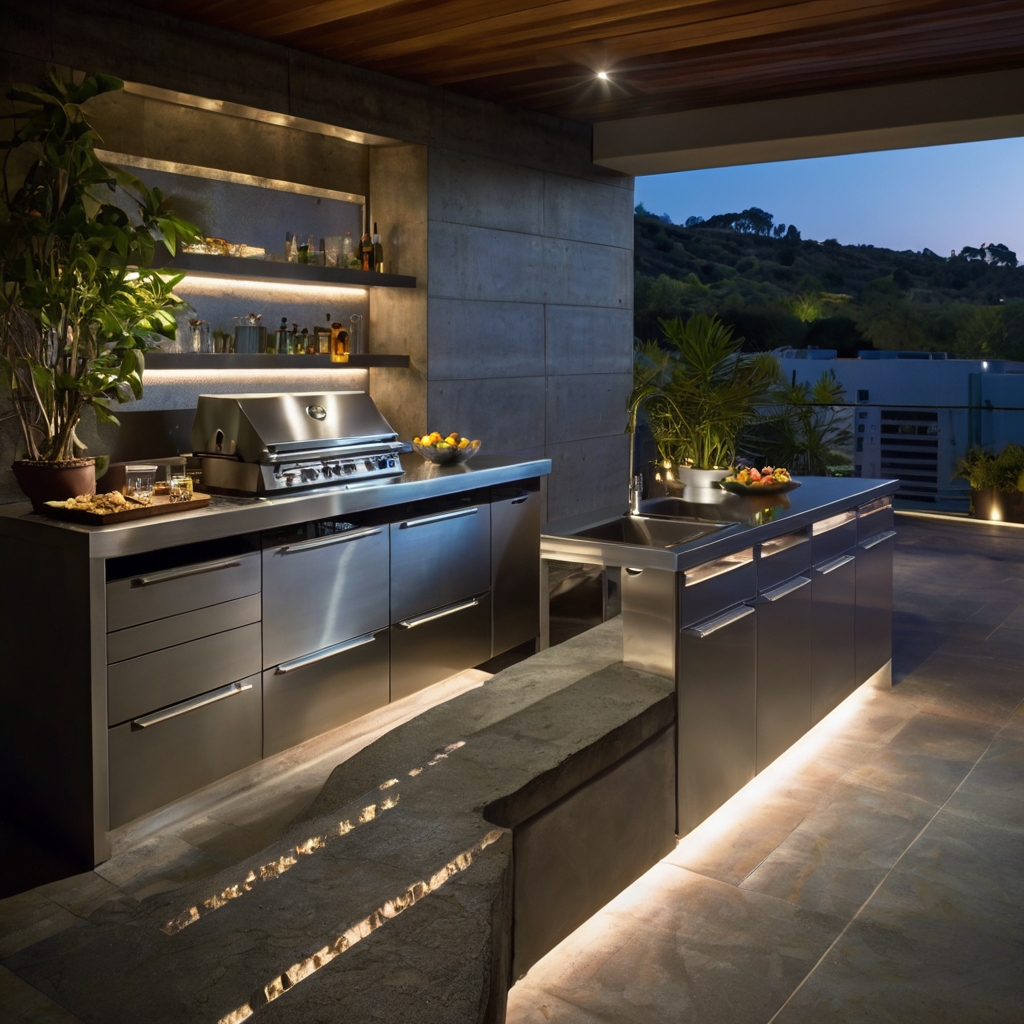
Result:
[777, 349, 1024, 511]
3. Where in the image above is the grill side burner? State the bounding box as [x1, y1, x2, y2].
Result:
[190, 391, 406, 496]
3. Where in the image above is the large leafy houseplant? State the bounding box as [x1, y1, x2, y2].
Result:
[629, 314, 781, 472]
[0, 70, 196, 502]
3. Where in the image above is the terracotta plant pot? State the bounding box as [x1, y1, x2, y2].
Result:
[12, 458, 96, 513]
[970, 487, 1024, 524]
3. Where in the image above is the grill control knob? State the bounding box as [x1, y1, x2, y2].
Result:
[343, 463, 355, 475]
[301, 467, 319, 482]
[364, 459, 375, 471]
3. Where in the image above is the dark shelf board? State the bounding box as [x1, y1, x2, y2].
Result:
[162, 252, 416, 289]
[146, 353, 410, 369]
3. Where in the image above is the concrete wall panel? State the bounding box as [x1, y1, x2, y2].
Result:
[543, 174, 636, 250]
[429, 223, 546, 304]
[431, 149, 544, 236]
[545, 306, 634, 376]
[428, 299, 545, 381]
[546, 374, 632, 445]
[427, 378, 545, 454]
[543, 239, 633, 309]
[547, 435, 630, 521]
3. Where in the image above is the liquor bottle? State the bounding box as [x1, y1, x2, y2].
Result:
[331, 320, 349, 363]
[318, 314, 332, 355]
[272, 317, 288, 355]
[296, 236, 310, 264]
[319, 238, 327, 268]
[372, 222, 383, 273]
[296, 327, 309, 355]
[285, 232, 297, 264]
[360, 232, 373, 272]
[341, 231, 355, 269]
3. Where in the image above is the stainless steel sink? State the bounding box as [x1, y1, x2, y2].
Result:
[573, 515, 727, 548]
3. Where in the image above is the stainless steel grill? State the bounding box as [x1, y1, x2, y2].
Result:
[190, 391, 405, 496]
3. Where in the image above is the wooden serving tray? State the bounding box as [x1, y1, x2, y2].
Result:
[41, 492, 212, 525]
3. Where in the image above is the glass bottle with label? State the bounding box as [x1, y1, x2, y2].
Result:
[372, 222, 383, 273]
[341, 231, 355, 269]
[331, 320, 349, 362]
[360, 232, 373, 272]
[318, 314, 332, 355]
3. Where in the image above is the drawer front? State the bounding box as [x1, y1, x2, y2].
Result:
[263, 627, 390, 756]
[107, 594, 261, 664]
[108, 622, 261, 726]
[262, 524, 390, 669]
[107, 552, 261, 632]
[858, 497, 894, 542]
[679, 549, 756, 629]
[811, 554, 857, 724]
[811, 510, 857, 563]
[757, 528, 811, 592]
[390, 504, 491, 622]
[390, 593, 492, 701]
[491, 488, 541, 657]
[108, 675, 262, 828]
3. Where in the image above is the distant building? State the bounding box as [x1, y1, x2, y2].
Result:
[775, 349, 1024, 510]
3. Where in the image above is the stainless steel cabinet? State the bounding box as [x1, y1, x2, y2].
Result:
[756, 575, 812, 772]
[390, 503, 491, 622]
[490, 484, 541, 657]
[390, 594, 492, 701]
[677, 601, 757, 834]
[108, 674, 262, 828]
[856, 529, 896, 686]
[262, 520, 389, 669]
[263, 628, 391, 756]
[810, 551, 857, 724]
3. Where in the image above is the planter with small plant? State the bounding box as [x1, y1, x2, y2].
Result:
[955, 444, 1024, 522]
[0, 71, 197, 509]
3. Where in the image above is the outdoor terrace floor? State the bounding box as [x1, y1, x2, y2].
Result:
[507, 514, 1024, 1024]
[1, 515, 1022, 1022]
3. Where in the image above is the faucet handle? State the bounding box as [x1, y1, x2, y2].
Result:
[630, 473, 643, 514]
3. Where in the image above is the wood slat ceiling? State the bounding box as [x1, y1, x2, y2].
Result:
[131, 0, 1024, 121]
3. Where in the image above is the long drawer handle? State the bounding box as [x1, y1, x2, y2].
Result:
[860, 530, 897, 551]
[684, 603, 754, 639]
[812, 510, 857, 536]
[511, 496, 528, 505]
[760, 531, 809, 558]
[131, 559, 242, 588]
[279, 527, 382, 554]
[397, 596, 480, 629]
[762, 575, 811, 602]
[815, 553, 856, 575]
[399, 507, 479, 529]
[275, 633, 377, 674]
[683, 548, 754, 586]
[133, 681, 252, 729]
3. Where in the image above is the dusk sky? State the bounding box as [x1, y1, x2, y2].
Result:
[634, 136, 1024, 258]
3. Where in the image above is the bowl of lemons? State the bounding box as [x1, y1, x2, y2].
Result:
[412, 431, 482, 465]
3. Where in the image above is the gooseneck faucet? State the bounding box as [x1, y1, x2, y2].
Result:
[627, 393, 655, 516]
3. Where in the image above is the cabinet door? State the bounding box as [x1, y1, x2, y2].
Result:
[856, 530, 896, 686]
[756, 576, 812, 772]
[391, 593, 492, 701]
[390, 504, 490, 623]
[262, 523, 389, 669]
[263, 628, 390, 756]
[491, 486, 541, 657]
[810, 553, 857, 724]
[678, 602, 757, 835]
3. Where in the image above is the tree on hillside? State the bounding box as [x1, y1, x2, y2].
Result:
[958, 243, 1018, 267]
[703, 207, 776, 236]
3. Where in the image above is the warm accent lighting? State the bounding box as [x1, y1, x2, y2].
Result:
[596, 71, 609, 80]
[174, 275, 367, 300]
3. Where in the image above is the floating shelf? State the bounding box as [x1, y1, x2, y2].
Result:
[162, 253, 417, 289]
[146, 353, 410, 369]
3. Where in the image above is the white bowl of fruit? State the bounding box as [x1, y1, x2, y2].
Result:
[412, 431, 481, 465]
[721, 465, 799, 495]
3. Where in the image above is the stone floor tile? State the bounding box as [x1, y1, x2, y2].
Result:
[93, 834, 225, 901]
[0, 964, 84, 1022]
[739, 783, 937, 918]
[511, 862, 844, 1024]
[505, 988, 605, 1023]
[882, 711, 997, 762]
[840, 745, 974, 807]
[0, 892, 79, 959]
[33, 873, 123, 921]
[172, 816, 270, 867]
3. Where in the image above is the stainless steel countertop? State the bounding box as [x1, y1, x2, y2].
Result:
[542, 477, 899, 571]
[0, 454, 550, 559]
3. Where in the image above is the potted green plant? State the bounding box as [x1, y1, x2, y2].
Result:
[955, 445, 1024, 522]
[0, 71, 197, 509]
[629, 314, 781, 491]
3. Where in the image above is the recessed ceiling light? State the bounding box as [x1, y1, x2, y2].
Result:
[597, 71, 609, 80]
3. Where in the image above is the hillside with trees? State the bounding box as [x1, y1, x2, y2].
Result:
[634, 204, 1024, 359]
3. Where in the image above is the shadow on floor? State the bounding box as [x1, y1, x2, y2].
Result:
[0, 815, 85, 901]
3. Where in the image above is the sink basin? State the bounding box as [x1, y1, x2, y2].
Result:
[573, 515, 726, 548]
[640, 494, 791, 525]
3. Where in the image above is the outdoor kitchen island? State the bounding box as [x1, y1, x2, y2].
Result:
[0, 452, 549, 868]
[542, 475, 900, 835]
